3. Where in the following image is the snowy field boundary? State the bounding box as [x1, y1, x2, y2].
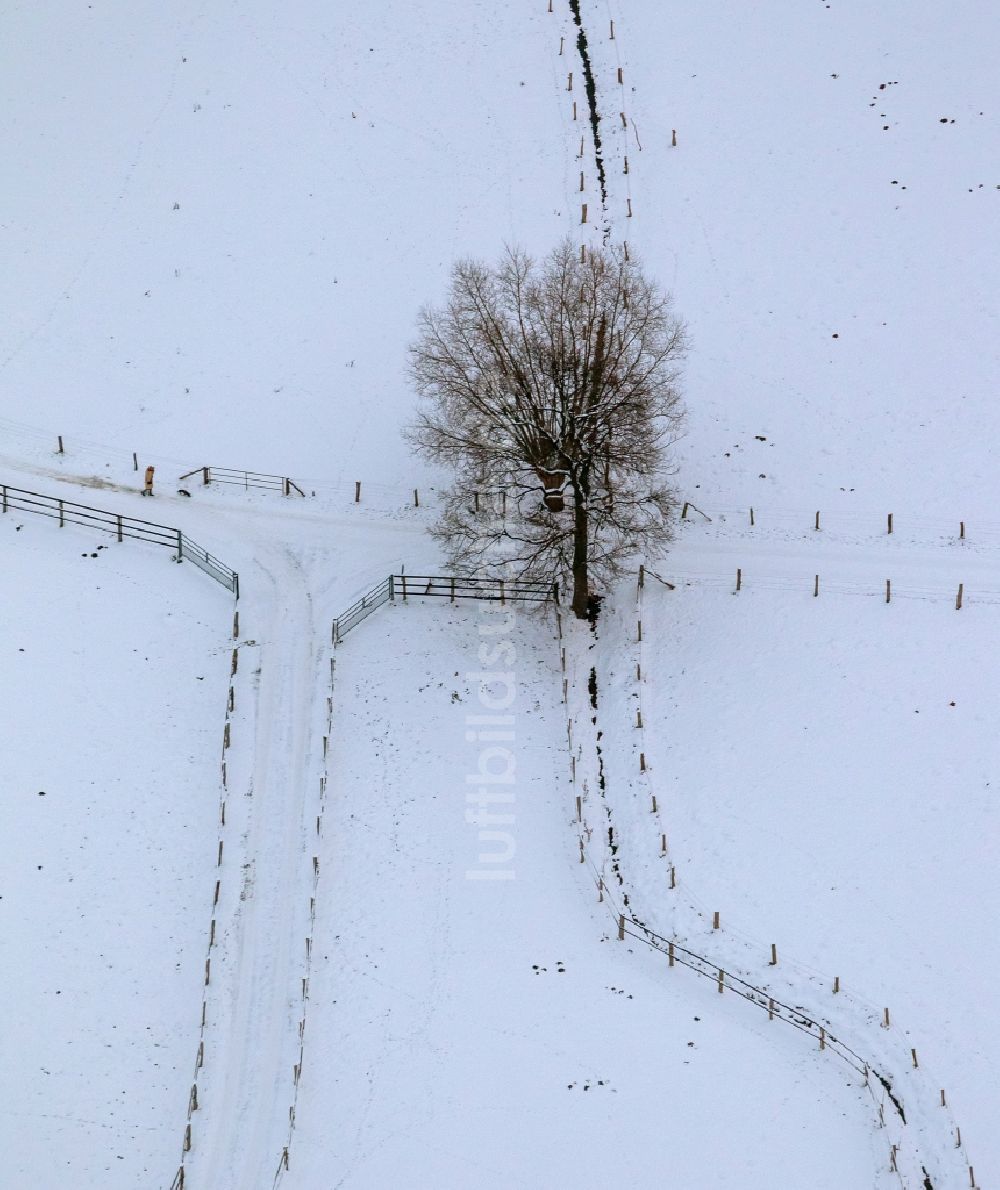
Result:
[1, 479, 239, 596]
[265, 652, 337, 1189]
[170, 611, 242, 1190]
[555, 592, 983, 1190]
[331, 573, 555, 644]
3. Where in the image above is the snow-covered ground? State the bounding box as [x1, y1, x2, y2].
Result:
[2, 0, 997, 1187]
[0, 515, 227, 1184]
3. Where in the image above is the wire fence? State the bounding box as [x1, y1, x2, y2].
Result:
[1, 482, 238, 598]
[551, 599, 966, 1189]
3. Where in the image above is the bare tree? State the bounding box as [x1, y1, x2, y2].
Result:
[407, 239, 688, 619]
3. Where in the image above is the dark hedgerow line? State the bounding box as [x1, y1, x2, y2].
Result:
[567, 0, 609, 220]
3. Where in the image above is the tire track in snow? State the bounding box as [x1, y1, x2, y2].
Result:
[190, 545, 323, 1190]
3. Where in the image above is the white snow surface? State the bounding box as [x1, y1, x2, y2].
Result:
[1, 1, 997, 1188]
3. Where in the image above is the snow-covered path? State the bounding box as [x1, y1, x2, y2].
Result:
[189, 543, 325, 1188]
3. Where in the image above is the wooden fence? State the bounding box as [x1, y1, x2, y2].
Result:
[1, 482, 238, 597]
[331, 573, 556, 644]
[179, 466, 305, 497]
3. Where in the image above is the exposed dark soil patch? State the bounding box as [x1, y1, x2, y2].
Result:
[876, 1070, 906, 1124]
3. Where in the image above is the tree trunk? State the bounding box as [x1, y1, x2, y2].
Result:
[571, 480, 590, 619]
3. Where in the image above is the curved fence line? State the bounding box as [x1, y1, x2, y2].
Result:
[554, 598, 977, 1189]
[1, 482, 238, 597]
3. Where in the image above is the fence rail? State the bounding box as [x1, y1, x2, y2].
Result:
[394, 574, 555, 603]
[331, 573, 556, 644]
[620, 918, 869, 1077]
[2, 482, 238, 597]
[332, 577, 394, 643]
[179, 466, 305, 497]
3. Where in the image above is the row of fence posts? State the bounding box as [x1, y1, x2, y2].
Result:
[172, 606, 241, 1188]
[50, 435, 144, 475]
[269, 652, 336, 1186]
[548, 0, 639, 228]
[682, 502, 970, 543]
[729, 568, 970, 608]
[632, 564, 979, 1188]
[172, 601, 335, 1188]
[43, 436, 425, 507]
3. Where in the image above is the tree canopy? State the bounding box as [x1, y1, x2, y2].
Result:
[407, 239, 688, 618]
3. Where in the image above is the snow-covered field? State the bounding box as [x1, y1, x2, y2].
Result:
[1, 1, 997, 1188]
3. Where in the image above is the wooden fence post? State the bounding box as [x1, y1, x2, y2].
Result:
[769, 943, 777, 966]
[413, 489, 419, 507]
[117, 514, 123, 542]
[202, 467, 209, 486]
[814, 510, 821, 531]
[133, 452, 138, 471]
[749, 506, 755, 526]
[617, 914, 625, 941]
[886, 579, 891, 603]
[58, 500, 64, 527]
[57, 435, 64, 454]
[736, 567, 742, 592]
[960, 520, 965, 540]
[956, 583, 964, 610]
[813, 574, 819, 597]
[887, 512, 894, 534]
[354, 481, 361, 503]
